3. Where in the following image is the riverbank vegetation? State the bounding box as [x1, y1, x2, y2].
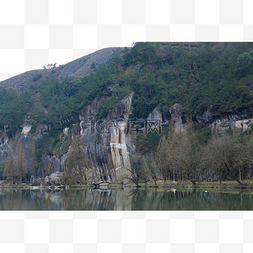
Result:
[128, 121, 253, 188]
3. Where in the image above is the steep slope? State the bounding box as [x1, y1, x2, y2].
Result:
[1, 42, 253, 185]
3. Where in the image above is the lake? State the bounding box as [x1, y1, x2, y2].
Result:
[0, 188, 252, 210]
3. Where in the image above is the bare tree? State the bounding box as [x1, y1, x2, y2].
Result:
[200, 133, 243, 185]
[175, 121, 200, 186]
[126, 154, 146, 187]
[156, 134, 170, 184]
[3, 149, 15, 184]
[139, 155, 151, 186]
[144, 152, 159, 187]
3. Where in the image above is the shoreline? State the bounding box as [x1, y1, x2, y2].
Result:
[0, 179, 253, 190]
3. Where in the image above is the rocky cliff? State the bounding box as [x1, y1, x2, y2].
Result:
[2, 42, 253, 185]
[5, 92, 135, 184]
[2, 95, 253, 185]
[146, 103, 253, 136]
[195, 107, 253, 133]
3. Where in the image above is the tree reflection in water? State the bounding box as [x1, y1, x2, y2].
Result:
[0, 188, 252, 210]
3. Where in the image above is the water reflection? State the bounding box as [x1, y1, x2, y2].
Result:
[0, 188, 252, 210]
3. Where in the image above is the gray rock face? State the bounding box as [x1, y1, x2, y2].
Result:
[78, 92, 134, 183]
[37, 92, 134, 183]
[169, 103, 183, 121]
[0, 123, 50, 178]
[48, 172, 64, 185]
[33, 172, 64, 186]
[36, 123, 51, 134]
[196, 107, 253, 133]
[210, 118, 253, 134]
[169, 103, 185, 132]
[32, 178, 45, 186]
[3, 95, 253, 184]
[168, 103, 253, 134]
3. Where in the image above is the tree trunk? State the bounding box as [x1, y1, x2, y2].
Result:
[224, 163, 242, 185]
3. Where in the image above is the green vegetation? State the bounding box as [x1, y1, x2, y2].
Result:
[1, 42, 253, 181]
[0, 89, 33, 137]
[32, 73, 43, 82]
[2, 42, 253, 138]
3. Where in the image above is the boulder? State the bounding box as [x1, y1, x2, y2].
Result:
[32, 178, 45, 186]
[44, 176, 49, 184]
[49, 171, 64, 185]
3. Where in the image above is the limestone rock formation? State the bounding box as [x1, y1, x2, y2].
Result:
[77, 92, 134, 183]
[3, 95, 253, 185]
[48, 171, 64, 185]
[169, 103, 185, 133]
[196, 107, 253, 133]
[36, 92, 134, 184]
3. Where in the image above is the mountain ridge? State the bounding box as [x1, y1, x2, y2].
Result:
[0, 47, 124, 93]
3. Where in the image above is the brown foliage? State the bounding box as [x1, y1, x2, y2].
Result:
[64, 136, 92, 185]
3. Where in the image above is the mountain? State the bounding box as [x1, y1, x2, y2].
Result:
[0, 42, 253, 186]
[0, 47, 124, 93]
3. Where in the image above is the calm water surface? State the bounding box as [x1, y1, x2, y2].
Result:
[0, 188, 252, 210]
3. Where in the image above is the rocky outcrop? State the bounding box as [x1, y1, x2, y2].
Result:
[4, 97, 253, 185]
[166, 103, 253, 134]
[32, 178, 45, 186]
[196, 107, 253, 133]
[77, 92, 134, 183]
[33, 172, 64, 186]
[10, 97, 253, 185]
[169, 103, 185, 133]
[37, 92, 134, 184]
[210, 118, 253, 134]
[47, 172, 64, 185]
[109, 93, 134, 181]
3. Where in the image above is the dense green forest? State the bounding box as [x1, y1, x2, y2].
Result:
[1, 42, 253, 149]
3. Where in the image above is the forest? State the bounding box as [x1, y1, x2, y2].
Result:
[1, 42, 253, 138]
[1, 42, 253, 186]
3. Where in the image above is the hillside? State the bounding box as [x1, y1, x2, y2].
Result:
[1, 42, 253, 137]
[0, 42, 253, 186]
[0, 47, 124, 93]
[1, 42, 253, 136]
